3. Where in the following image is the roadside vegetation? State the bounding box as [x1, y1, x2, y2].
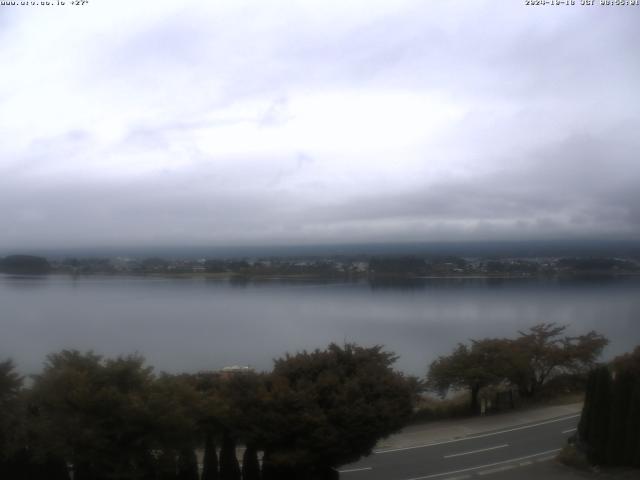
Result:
[1, 325, 632, 479]
[424, 323, 608, 416]
[0, 344, 415, 480]
[570, 346, 640, 469]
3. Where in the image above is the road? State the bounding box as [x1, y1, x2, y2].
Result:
[339, 413, 580, 480]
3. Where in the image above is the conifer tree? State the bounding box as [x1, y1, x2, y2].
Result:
[606, 369, 634, 464]
[219, 431, 241, 480]
[260, 452, 276, 480]
[587, 366, 612, 465]
[41, 454, 72, 480]
[625, 381, 640, 467]
[577, 368, 596, 446]
[177, 448, 199, 480]
[0, 359, 24, 478]
[241, 444, 260, 480]
[201, 434, 219, 480]
[157, 450, 179, 480]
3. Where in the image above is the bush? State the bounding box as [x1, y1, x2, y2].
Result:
[538, 373, 588, 398]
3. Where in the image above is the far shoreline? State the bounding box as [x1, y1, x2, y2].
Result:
[3, 270, 640, 281]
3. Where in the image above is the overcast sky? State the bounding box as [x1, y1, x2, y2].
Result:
[1, 0, 639, 250]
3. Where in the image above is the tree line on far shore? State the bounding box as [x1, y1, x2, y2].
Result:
[0, 344, 415, 480]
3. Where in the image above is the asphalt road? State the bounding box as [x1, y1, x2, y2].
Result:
[339, 413, 580, 480]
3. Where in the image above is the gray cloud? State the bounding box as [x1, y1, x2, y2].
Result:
[1, 1, 639, 250]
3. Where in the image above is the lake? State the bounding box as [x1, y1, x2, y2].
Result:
[1, 274, 639, 376]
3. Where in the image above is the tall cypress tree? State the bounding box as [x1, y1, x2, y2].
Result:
[219, 432, 241, 480]
[4, 448, 30, 480]
[157, 450, 179, 480]
[577, 368, 597, 447]
[260, 451, 276, 480]
[139, 450, 158, 480]
[606, 370, 634, 465]
[587, 366, 612, 465]
[41, 454, 71, 480]
[73, 461, 96, 480]
[202, 434, 219, 480]
[241, 445, 260, 480]
[177, 448, 199, 480]
[625, 380, 640, 467]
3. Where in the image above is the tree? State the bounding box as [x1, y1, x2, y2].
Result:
[606, 368, 634, 464]
[0, 359, 23, 451]
[29, 350, 160, 480]
[510, 323, 608, 397]
[626, 381, 640, 468]
[258, 343, 414, 478]
[426, 324, 608, 412]
[157, 450, 179, 480]
[0, 359, 27, 479]
[177, 447, 199, 480]
[194, 370, 267, 480]
[368, 257, 427, 276]
[219, 431, 241, 480]
[147, 373, 201, 453]
[587, 365, 612, 465]
[427, 339, 512, 413]
[201, 433, 219, 480]
[242, 445, 260, 480]
[577, 346, 640, 467]
[577, 365, 612, 465]
[0, 254, 50, 274]
[612, 346, 640, 467]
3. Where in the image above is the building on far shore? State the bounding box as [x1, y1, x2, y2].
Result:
[219, 365, 254, 379]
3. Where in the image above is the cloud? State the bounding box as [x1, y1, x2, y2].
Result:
[0, 0, 639, 249]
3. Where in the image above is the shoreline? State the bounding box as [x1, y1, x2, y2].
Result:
[3, 271, 640, 281]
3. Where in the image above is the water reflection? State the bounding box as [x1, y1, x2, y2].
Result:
[0, 273, 638, 376]
[1, 275, 50, 290]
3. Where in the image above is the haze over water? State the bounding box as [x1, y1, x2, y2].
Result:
[2, 274, 638, 376]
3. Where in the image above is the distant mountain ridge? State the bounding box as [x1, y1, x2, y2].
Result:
[3, 239, 639, 261]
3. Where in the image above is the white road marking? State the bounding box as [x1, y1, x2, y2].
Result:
[443, 444, 509, 459]
[375, 414, 579, 454]
[535, 455, 556, 462]
[338, 466, 373, 474]
[562, 427, 577, 434]
[402, 448, 562, 480]
[478, 465, 516, 475]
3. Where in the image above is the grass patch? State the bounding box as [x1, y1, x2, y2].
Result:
[410, 392, 470, 424]
[557, 444, 591, 471]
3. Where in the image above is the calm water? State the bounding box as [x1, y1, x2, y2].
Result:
[1, 274, 639, 376]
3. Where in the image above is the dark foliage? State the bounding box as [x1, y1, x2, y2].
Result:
[577, 346, 640, 467]
[259, 343, 413, 475]
[241, 445, 261, 480]
[219, 432, 241, 480]
[427, 323, 609, 413]
[0, 255, 51, 274]
[177, 448, 199, 480]
[369, 256, 427, 276]
[1, 343, 415, 479]
[201, 434, 219, 480]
